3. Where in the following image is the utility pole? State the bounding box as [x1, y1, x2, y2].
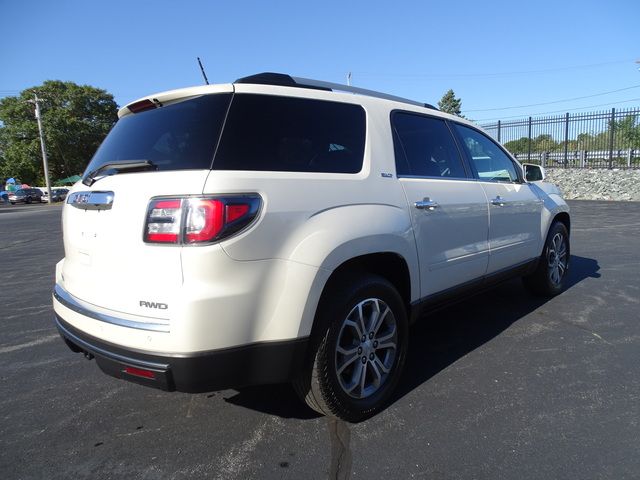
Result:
[33, 94, 53, 202]
[347, 72, 352, 86]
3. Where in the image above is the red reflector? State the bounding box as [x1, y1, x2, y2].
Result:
[226, 204, 250, 223]
[127, 99, 157, 114]
[124, 367, 156, 379]
[146, 232, 179, 243]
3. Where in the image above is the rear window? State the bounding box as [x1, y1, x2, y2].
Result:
[84, 94, 232, 174]
[213, 94, 366, 173]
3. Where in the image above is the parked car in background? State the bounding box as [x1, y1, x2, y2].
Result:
[9, 188, 44, 204]
[43, 188, 69, 203]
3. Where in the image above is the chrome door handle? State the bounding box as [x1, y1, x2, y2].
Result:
[414, 198, 439, 210]
[491, 196, 506, 207]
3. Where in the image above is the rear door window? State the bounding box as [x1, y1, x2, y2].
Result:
[392, 112, 468, 179]
[213, 94, 366, 173]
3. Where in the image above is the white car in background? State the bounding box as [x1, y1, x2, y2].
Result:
[42, 188, 69, 203]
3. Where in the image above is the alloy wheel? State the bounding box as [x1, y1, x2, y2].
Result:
[547, 232, 568, 286]
[334, 298, 397, 399]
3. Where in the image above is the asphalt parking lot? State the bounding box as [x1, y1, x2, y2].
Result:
[1, 201, 638, 479]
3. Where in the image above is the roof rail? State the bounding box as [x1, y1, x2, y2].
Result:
[235, 72, 437, 110]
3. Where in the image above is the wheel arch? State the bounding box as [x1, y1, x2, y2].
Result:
[294, 253, 412, 421]
[553, 211, 571, 236]
[538, 201, 571, 257]
[305, 252, 412, 344]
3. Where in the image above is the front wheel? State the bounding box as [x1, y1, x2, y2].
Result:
[523, 221, 570, 296]
[294, 274, 408, 422]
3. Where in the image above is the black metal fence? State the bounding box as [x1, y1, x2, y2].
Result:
[480, 107, 640, 168]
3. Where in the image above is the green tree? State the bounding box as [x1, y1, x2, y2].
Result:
[533, 134, 560, 152]
[613, 115, 640, 148]
[503, 134, 560, 154]
[574, 133, 595, 150]
[503, 137, 529, 154]
[593, 130, 611, 151]
[438, 89, 464, 117]
[0, 80, 118, 185]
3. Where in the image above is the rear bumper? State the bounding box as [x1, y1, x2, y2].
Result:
[55, 315, 309, 392]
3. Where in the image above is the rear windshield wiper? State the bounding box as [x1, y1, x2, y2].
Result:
[82, 160, 157, 186]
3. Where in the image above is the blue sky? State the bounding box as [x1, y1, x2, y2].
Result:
[1, 0, 638, 123]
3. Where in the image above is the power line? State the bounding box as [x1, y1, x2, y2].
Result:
[0, 91, 20, 99]
[465, 85, 640, 113]
[355, 58, 636, 79]
[475, 98, 640, 122]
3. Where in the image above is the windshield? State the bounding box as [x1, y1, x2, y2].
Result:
[84, 94, 232, 176]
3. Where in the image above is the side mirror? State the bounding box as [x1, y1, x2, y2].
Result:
[523, 163, 545, 182]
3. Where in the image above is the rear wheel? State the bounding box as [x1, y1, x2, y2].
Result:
[294, 274, 408, 422]
[26, 197, 32, 204]
[523, 222, 570, 296]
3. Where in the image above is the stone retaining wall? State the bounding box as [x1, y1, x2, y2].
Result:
[543, 168, 640, 201]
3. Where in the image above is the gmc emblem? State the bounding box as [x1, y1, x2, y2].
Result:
[139, 301, 168, 310]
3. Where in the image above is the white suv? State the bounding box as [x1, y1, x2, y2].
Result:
[53, 73, 570, 421]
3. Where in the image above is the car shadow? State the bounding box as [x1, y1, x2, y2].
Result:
[220, 255, 600, 421]
[564, 254, 601, 288]
[396, 254, 600, 400]
[223, 383, 321, 420]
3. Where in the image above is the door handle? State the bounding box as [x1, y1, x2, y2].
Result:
[491, 196, 507, 207]
[414, 197, 439, 210]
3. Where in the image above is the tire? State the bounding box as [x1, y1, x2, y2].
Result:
[26, 197, 32, 204]
[294, 274, 408, 422]
[523, 221, 570, 296]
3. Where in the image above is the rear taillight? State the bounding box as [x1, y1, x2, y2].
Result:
[145, 199, 183, 244]
[185, 199, 224, 243]
[144, 195, 261, 245]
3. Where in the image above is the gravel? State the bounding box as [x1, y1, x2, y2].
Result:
[543, 168, 640, 201]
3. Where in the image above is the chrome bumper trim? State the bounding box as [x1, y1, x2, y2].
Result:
[53, 284, 170, 333]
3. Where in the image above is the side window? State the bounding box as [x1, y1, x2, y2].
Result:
[392, 112, 467, 179]
[453, 124, 520, 183]
[214, 95, 366, 173]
